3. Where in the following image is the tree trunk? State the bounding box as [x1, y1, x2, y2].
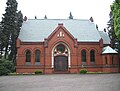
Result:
[4, 44, 8, 59]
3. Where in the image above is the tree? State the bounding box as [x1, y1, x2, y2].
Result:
[0, 21, 8, 58]
[69, 12, 73, 19]
[110, 0, 120, 69]
[107, 11, 119, 49]
[0, 23, 2, 57]
[108, 11, 120, 62]
[8, 11, 23, 61]
[111, 0, 120, 39]
[1, 0, 23, 61]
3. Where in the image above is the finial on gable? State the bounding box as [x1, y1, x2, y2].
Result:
[44, 15, 47, 19]
[69, 12, 73, 19]
[89, 17, 94, 22]
[23, 16, 27, 21]
[35, 16, 37, 19]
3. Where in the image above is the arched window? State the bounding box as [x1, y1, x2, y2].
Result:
[81, 50, 86, 62]
[105, 56, 108, 64]
[26, 50, 31, 62]
[90, 50, 95, 62]
[35, 50, 40, 62]
[112, 56, 114, 65]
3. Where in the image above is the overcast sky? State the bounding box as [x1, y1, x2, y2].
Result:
[0, 0, 114, 30]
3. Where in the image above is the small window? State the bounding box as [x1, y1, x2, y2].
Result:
[81, 50, 86, 62]
[26, 50, 31, 62]
[35, 50, 40, 62]
[90, 50, 95, 62]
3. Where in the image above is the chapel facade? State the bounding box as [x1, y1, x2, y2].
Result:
[16, 17, 119, 74]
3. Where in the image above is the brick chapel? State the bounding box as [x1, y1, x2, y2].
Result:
[16, 16, 119, 74]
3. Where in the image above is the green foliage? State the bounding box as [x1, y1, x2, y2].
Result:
[34, 70, 42, 75]
[0, 58, 15, 76]
[110, 0, 120, 63]
[111, 0, 120, 39]
[79, 69, 87, 74]
[107, 11, 119, 50]
[0, 0, 23, 61]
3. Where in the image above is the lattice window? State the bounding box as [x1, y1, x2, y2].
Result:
[35, 50, 40, 62]
[26, 50, 31, 62]
[81, 50, 86, 62]
[90, 50, 95, 62]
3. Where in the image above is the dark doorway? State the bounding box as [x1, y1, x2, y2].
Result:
[54, 56, 68, 71]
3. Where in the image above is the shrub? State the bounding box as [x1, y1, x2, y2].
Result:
[0, 65, 10, 76]
[79, 69, 87, 74]
[0, 58, 15, 76]
[34, 70, 42, 75]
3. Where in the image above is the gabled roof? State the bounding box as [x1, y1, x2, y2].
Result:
[102, 46, 118, 54]
[99, 31, 111, 44]
[18, 19, 101, 42]
[47, 24, 75, 41]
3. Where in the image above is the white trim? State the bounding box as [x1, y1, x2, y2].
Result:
[51, 42, 71, 68]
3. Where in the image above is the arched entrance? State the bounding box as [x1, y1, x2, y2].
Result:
[52, 43, 70, 71]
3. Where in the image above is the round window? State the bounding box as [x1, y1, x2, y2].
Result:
[57, 44, 65, 53]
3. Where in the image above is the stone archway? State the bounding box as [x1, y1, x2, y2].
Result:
[52, 43, 70, 70]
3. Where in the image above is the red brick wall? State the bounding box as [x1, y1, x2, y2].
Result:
[16, 24, 119, 74]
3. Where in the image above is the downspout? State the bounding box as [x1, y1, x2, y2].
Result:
[44, 46, 46, 74]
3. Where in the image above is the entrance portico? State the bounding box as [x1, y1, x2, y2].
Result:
[52, 43, 70, 71]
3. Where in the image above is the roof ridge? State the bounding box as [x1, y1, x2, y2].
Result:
[27, 19, 89, 21]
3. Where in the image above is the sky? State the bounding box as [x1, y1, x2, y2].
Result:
[0, 0, 114, 30]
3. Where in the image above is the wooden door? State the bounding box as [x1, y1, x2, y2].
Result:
[54, 56, 68, 71]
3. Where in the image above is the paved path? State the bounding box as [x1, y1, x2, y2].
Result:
[0, 74, 120, 91]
